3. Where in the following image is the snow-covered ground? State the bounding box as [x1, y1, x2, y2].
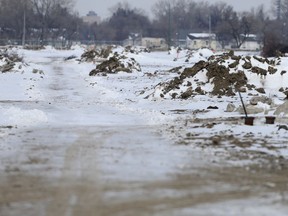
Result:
[0, 45, 288, 215]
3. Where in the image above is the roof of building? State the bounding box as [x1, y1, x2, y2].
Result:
[187, 33, 216, 40]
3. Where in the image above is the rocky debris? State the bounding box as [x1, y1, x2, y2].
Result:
[89, 53, 141, 76]
[0, 49, 23, 73]
[150, 50, 284, 99]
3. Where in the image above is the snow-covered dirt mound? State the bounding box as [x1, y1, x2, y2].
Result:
[151, 50, 288, 99]
[80, 46, 114, 62]
[84, 46, 141, 75]
[0, 49, 25, 73]
[89, 54, 141, 75]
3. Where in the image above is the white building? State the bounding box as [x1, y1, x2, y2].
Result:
[186, 33, 220, 50]
[123, 36, 167, 49]
[239, 34, 262, 51]
[141, 37, 166, 49]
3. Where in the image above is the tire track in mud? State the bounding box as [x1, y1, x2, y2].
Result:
[45, 128, 107, 216]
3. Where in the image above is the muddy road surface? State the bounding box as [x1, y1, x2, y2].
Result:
[0, 53, 288, 216]
[1, 124, 288, 216]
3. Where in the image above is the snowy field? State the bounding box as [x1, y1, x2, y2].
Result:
[0, 45, 288, 215]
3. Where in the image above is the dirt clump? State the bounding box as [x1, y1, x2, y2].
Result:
[81, 46, 114, 62]
[89, 54, 141, 76]
[206, 63, 247, 96]
[0, 49, 23, 73]
[251, 66, 267, 76]
[255, 87, 266, 94]
[180, 60, 208, 79]
[242, 61, 252, 69]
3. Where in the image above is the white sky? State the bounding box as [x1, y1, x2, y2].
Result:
[74, 0, 273, 19]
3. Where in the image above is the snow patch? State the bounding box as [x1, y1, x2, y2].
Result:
[2, 107, 48, 126]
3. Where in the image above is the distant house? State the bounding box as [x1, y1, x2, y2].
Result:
[141, 37, 167, 49]
[82, 11, 101, 25]
[186, 33, 220, 50]
[221, 34, 262, 51]
[238, 34, 262, 51]
[123, 35, 167, 49]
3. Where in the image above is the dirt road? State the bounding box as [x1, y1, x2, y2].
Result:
[0, 53, 288, 216]
[1, 124, 288, 216]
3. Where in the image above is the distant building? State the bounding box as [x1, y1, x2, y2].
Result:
[186, 33, 220, 50]
[123, 34, 167, 49]
[238, 34, 262, 51]
[141, 37, 167, 49]
[82, 11, 101, 25]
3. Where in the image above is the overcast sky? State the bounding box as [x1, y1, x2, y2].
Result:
[75, 0, 273, 19]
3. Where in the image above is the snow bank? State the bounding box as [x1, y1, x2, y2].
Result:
[1, 107, 47, 126]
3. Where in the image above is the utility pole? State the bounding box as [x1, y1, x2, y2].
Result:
[277, 0, 281, 20]
[168, 2, 171, 50]
[22, 0, 27, 46]
[209, 14, 211, 49]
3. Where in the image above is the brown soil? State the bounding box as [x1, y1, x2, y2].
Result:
[1, 125, 287, 216]
[155, 51, 282, 99]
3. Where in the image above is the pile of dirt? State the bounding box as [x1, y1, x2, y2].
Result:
[0, 49, 23, 73]
[80, 46, 114, 62]
[89, 52, 141, 76]
[151, 50, 283, 99]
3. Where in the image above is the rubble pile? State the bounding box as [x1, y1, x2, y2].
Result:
[89, 52, 141, 76]
[80, 46, 142, 76]
[80, 46, 114, 62]
[0, 49, 23, 73]
[151, 50, 285, 99]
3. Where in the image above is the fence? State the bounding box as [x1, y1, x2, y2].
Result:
[0, 39, 124, 49]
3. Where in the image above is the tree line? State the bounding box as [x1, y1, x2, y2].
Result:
[0, 0, 79, 44]
[0, 0, 288, 56]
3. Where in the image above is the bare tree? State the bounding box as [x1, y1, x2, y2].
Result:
[31, 0, 74, 42]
